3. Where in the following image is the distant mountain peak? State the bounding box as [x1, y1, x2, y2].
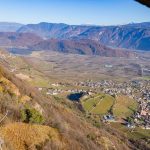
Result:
[0, 22, 23, 32]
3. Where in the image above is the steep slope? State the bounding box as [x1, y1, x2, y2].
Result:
[30, 39, 136, 57]
[0, 65, 65, 150]
[76, 25, 150, 51]
[17, 22, 150, 51]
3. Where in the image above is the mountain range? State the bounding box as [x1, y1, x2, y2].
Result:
[17, 22, 150, 51]
[0, 22, 23, 32]
[29, 39, 135, 57]
[0, 22, 150, 57]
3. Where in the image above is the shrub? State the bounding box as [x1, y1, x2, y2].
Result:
[21, 106, 45, 124]
[87, 133, 96, 141]
[127, 117, 134, 124]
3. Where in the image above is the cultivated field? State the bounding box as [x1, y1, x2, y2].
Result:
[81, 94, 115, 115]
[113, 95, 138, 118]
[23, 51, 150, 82]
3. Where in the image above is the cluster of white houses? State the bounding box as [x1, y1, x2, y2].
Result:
[38, 86, 87, 96]
[38, 79, 150, 129]
[75, 79, 150, 129]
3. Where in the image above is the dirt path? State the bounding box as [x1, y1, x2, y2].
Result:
[89, 96, 104, 113]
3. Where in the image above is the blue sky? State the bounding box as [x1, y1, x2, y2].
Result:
[0, 0, 150, 25]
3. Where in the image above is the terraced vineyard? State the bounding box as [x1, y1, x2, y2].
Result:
[81, 94, 138, 119]
[81, 94, 115, 115]
[113, 95, 138, 118]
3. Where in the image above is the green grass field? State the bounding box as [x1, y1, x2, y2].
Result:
[112, 95, 138, 118]
[81, 94, 138, 119]
[81, 94, 115, 115]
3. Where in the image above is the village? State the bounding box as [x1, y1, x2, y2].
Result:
[74, 79, 150, 129]
[38, 79, 150, 130]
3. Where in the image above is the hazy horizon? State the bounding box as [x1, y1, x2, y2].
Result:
[1, 21, 150, 27]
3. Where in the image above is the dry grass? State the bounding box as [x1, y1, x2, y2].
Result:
[0, 122, 62, 150]
[15, 73, 31, 81]
[20, 95, 31, 104]
[0, 76, 20, 96]
[98, 136, 116, 150]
